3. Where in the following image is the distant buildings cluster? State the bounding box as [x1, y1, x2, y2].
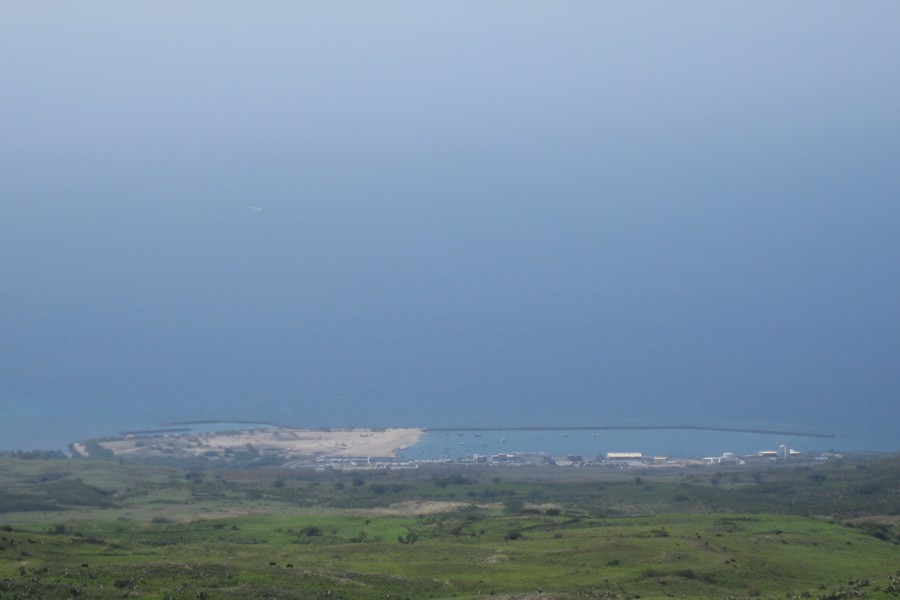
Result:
[307, 445, 822, 470]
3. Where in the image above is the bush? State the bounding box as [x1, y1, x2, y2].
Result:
[49, 523, 68, 535]
[300, 525, 323, 537]
[398, 531, 419, 544]
[502, 498, 525, 514]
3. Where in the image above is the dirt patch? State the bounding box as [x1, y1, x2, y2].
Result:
[366, 500, 472, 516]
[483, 549, 508, 564]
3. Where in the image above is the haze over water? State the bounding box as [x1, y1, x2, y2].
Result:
[1, 3, 898, 453]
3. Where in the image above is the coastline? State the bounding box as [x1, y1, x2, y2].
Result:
[12, 416, 895, 457]
[68, 423, 854, 466]
[75, 427, 426, 461]
[155, 421, 837, 439]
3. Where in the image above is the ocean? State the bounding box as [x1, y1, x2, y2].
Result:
[3, 0, 900, 469]
[1, 398, 896, 458]
[400, 428, 892, 461]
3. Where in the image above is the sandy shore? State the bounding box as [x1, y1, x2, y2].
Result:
[84, 428, 425, 462]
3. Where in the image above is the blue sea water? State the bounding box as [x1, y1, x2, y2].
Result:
[3, 2, 900, 468]
[0, 401, 281, 451]
[1, 394, 896, 458]
[400, 428, 891, 461]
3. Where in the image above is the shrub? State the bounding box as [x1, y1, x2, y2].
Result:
[49, 523, 68, 535]
[398, 531, 419, 544]
[300, 525, 323, 537]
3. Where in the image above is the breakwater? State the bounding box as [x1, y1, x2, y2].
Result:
[424, 425, 836, 439]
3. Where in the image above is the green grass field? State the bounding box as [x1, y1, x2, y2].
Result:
[0, 454, 898, 599]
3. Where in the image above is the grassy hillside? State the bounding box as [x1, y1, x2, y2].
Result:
[0, 454, 897, 599]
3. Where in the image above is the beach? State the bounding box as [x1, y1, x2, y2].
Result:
[74, 428, 425, 461]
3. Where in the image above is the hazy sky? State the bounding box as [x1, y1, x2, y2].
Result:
[2, 2, 898, 445]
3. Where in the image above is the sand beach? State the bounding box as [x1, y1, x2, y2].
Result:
[75, 427, 425, 462]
